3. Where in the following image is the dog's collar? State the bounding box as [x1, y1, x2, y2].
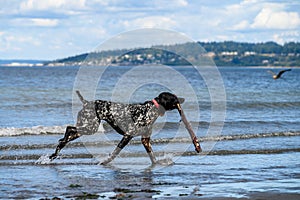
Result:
[152, 99, 160, 109]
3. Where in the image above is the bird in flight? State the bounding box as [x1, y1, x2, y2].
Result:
[267, 69, 292, 79]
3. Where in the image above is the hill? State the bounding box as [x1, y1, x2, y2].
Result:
[45, 41, 300, 67]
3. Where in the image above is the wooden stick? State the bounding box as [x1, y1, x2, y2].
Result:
[177, 104, 202, 153]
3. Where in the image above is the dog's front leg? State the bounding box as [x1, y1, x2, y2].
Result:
[141, 137, 156, 164]
[49, 126, 80, 160]
[101, 135, 132, 165]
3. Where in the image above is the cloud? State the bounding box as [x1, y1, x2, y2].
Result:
[232, 20, 251, 30]
[154, 0, 188, 8]
[97, 29, 192, 51]
[225, 0, 300, 37]
[273, 31, 300, 44]
[251, 7, 300, 29]
[19, 0, 86, 11]
[31, 18, 59, 27]
[122, 16, 177, 29]
[12, 18, 59, 27]
[1, 0, 300, 59]
[0, 33, 41, 54]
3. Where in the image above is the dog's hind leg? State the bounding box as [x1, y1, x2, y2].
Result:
[49, 126, 80, 160]
[49, 92, 100, 161]
[141, 137, 157, 164]
[100, 135, 132, 165]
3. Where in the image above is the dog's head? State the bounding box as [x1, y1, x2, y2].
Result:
[154, 92, 201, 153]
[155, 92, 185, 113]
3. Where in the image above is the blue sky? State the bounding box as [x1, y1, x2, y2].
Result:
[1, 0, 299, 60]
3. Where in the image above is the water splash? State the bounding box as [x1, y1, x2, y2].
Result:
[156, 153, 174, 166]
[35, 154, 52, 165]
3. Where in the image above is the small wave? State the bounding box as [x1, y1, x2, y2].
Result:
[202, 131, 300, 141]
[0, 122, 203, 137]
[0, 123, 105, 137]
[2, 102, 72, 110]
[2, 120, 295, 137]
[1, 148, 300, 166]
[0, 125, 66, 136]
[1, 131, 299, 151]
[0, 120, 299, 138]
[227, 101, 300, 110]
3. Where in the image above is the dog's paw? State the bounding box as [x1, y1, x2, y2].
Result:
[49, 153, 57, 160]
[99, 160, 110, 165]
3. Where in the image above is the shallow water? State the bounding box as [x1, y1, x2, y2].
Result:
[0, 131, 299, 198]
[1, 151, 299, 199]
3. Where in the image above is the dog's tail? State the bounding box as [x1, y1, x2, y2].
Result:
[76, 90, 88, 104]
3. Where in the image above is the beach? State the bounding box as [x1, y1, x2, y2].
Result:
[0, 66, 299, 199]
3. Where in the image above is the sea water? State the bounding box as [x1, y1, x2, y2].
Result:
[1, 66, 299, 134]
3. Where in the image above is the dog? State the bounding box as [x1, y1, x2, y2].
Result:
[49, 91, 185, 165]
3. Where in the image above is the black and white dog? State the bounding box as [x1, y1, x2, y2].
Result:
[49, 91, 188, 165]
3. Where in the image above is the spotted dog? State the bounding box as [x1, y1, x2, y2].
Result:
[49, 91, 185, 164]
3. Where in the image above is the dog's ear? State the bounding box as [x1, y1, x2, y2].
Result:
[156, 92, 185, 111]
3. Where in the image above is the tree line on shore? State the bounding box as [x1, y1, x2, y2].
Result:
[48, 41, 300, 67]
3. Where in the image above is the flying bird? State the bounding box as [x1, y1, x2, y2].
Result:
[267, 69, 291, 79]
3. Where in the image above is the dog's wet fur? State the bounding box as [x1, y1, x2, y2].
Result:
[50, 91, 184, 164]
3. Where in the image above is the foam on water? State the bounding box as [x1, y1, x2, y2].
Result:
[156, 153, 175, 166]
[35, 154, 52, 165]
[0, 126, 66, 136]
[0, 123, 105, 137]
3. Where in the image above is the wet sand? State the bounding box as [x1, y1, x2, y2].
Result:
[4, 164, 298, 200]
[54, 191, 300, 200]
[1, 152, 299, 199]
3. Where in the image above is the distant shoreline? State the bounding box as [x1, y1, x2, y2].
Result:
[1, 41, 300, 67]
[1, 63, 299, 68]
[1, 65, 300, 68]
[0, 60, 45, 67]
[41, 41, 300, 67]
[0, 63, 44, 67]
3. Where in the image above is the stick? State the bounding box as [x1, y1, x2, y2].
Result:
[177, 104, 202, 153]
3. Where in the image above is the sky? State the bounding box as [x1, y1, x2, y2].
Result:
[0, 0, 300, 60]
